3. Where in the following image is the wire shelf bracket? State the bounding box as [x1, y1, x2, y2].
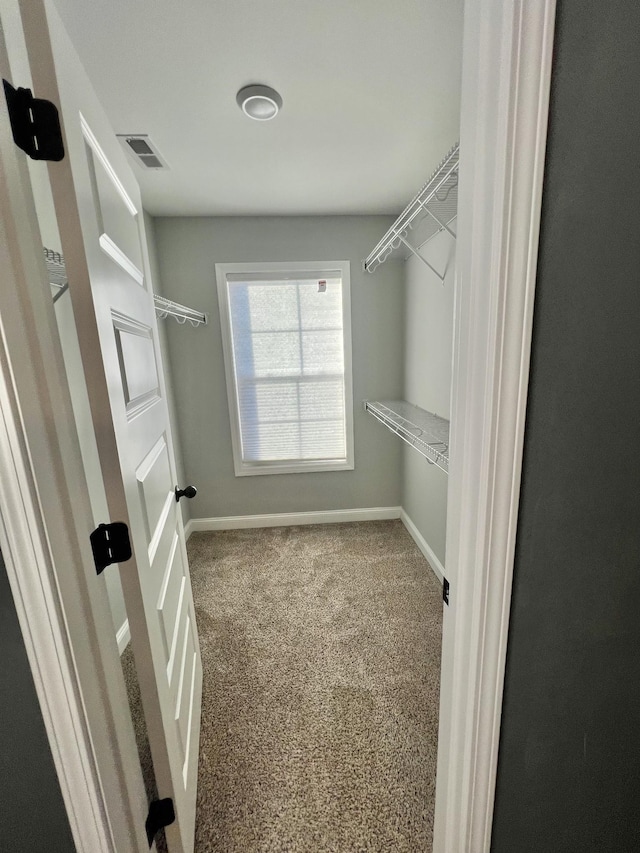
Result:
[363, 142, 459, 281]
[365, 399, 449, 473]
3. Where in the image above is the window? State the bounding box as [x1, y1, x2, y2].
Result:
[216, 261, 354, 476]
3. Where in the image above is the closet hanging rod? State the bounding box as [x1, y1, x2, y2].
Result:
[153, 294, 207, 327]
[363, 142, 459, 275]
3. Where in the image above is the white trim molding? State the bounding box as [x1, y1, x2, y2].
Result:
[98, 234, 144, 286]
[0, 378, 111, 853]
[116, 620, 131, 655]
[80, 112, 138, 217]
[184, 506, 402, 538]
[0, 5, 151, 850]
[215, 261, 354, 478]
[400, 510, 445, 583]
[186, 508, 446, 589]
[433, 1, 557, 851]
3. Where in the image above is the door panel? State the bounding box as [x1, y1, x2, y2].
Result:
[77, 109, 202, 851]
[16, 2, 203, 850]
[113, 316, 160, 411]
[137, 437, 172, 541]
[90, 151, 144, 272]
[158, 535, 184, 654]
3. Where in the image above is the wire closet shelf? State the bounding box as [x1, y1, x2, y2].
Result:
[43, 246, 207, 325]
[365, 400, 449, 473]
[44, 247, 69, 303]
[363, 142, 459, 279]
[153, 295, 207, 327]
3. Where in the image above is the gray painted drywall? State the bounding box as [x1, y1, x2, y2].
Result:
[154, 216, 404, 518]
[402, 224, 455, 566]
[491, 2, 640, 851]
[0, 549, 76, 852]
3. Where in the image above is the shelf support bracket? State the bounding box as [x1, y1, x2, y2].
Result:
[396, 233, 445, 282]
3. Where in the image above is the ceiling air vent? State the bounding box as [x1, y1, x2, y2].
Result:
[117, 134, 168, 170]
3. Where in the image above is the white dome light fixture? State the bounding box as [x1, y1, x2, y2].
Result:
[236, 84, 283, 121]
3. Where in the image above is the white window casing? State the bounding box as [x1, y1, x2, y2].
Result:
[216, 261, 354, 476]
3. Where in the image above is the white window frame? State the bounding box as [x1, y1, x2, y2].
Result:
[216, 260, 354, 477]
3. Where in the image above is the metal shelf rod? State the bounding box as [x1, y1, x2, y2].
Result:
[52, 282, 69, 303]
[396, 232, 445, 282]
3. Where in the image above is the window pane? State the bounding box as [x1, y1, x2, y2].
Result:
[301, 330, 344, 375]
[225, 274, 348, 466]
[248, 331, 301, 378]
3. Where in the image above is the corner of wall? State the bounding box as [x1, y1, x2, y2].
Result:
[399, 223, 456, 571]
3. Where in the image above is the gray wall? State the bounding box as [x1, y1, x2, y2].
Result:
[0, 549, 76, 852]
[154, 216, 404, 519]
[492, 2, 640, 850]
[401, 224, 455, 566]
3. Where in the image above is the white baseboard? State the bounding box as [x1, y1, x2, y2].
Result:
[116, 619, 130, 655]
[184, 507, 445, 586]
[185, 506, 402, 538]
[400, 510, 445, 583]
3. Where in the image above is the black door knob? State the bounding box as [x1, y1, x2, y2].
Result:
[175, 485, 197, 502]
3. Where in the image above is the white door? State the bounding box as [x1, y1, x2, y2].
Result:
[9, 2, 202, 851]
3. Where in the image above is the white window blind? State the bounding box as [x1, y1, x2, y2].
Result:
[217, 263, 353, 476]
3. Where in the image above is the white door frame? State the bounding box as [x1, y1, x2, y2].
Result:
[0, 0, 557, 851]
[0, 4, 151, 851]
[433, 1, 557, 850]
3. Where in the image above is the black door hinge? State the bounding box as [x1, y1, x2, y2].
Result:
[90, 522, 132, 575]
[443, 577, 450, 606]
[146, 798, 175, 847]
[3, 79, 64, 161]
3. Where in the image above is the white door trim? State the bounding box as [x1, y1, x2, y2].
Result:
[0, 361, 111, 853]
[433, 1, 557, 851]
[0, 4, 149, 850]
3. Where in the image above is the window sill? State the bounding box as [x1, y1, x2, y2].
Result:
[233, 460, 354, 477]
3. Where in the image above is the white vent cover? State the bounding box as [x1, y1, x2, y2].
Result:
[117, 134, 168, 169]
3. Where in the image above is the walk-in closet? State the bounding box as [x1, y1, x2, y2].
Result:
[15, 0, 632, 850]
[0, 1, 465, 851]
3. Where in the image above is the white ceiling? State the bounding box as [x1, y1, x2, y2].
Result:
[52, 0, 464, 217]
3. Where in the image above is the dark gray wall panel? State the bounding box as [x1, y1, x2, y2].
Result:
[491, 2, 640, 851]
[0, 550, 76, 852]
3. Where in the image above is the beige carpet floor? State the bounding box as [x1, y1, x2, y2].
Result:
[187, 520, 443, 853]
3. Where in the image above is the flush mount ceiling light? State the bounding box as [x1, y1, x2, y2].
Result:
[236, 84, 282, 121]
